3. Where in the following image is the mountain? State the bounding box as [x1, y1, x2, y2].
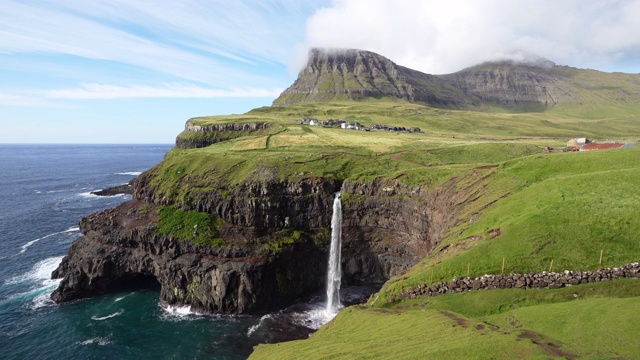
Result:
[274, 48, 640, 113]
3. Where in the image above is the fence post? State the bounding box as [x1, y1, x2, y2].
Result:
[599, 249, 604, 267]
[502, 257, 505, 274]
[549, 259, 554, 272]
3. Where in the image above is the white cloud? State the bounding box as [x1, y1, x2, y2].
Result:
[43, 83, 283, 100]
[302, 0, 640, 74]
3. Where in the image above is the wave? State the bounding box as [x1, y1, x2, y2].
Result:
[159, 303, 203, 321]
[115, 171, 142, 176]
[78, 191, 131, 199]
[247, 314, 273, 336]
[3, 256, 64, 309]
[30, 282, 62, 309]
[91, 309, 125, 321]
[6, 256, 65, 284]
[19, 227, 80, 254]
[79, 337, 111, 346]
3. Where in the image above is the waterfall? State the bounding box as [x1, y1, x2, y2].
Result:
[326, 191, 342, 314]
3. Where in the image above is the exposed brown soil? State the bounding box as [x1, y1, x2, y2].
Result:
[518, 330, 577, 359]
[440, 310, 470, 328]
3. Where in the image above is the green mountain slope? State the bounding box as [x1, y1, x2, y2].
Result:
[274, 48, 640, 115]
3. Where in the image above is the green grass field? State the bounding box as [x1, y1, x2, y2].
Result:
[251, 280, 640, 359]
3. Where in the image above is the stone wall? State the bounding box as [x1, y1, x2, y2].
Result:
[390, 263, 640, 302]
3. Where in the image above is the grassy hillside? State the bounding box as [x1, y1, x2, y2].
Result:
[385, 147, 640, 291]
[188, 99, 640, 359]
[251, 280, 640, 359]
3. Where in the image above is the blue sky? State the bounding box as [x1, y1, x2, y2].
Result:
[1, 0, 639, 143]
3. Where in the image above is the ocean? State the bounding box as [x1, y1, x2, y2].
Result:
[0, 144, 374, 359]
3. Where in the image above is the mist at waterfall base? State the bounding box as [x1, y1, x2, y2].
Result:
[0, 145, 378, 359]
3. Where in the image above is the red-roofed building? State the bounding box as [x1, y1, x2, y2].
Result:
[579, 143, 624, 151]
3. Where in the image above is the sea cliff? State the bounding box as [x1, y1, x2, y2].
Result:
[51, 152, 486, 313]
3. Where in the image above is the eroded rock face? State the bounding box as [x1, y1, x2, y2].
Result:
[52, 173, 479, 314]
[340, 177, 472, 284]
[51, 200, 327, 313]
[175, 122, 269, 149]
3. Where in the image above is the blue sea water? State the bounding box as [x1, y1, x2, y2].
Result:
[0, 144, 375, 359]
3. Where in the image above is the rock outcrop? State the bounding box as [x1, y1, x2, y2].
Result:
[90, 179, 135, 196]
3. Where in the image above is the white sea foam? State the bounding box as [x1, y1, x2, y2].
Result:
[115, 171, 142, 176]
[291, 308, 338, 330]
[19, 227, 79, 254]
[247, 314, 272, 336]
[91, 309, 124, 321]
[6, 256, 65, 284]
[31, 283, 61, 309]
[165, 304, 199, 316]
[160, 303, 203, 321]
[115, 292, 134, 302]
[79, 337, 111, 346]
[79, 191, 131, 199]
[78, 191, 131, 199]
[4, 257, 64, 308]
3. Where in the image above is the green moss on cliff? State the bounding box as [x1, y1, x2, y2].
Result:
[156, 206, 223, 246]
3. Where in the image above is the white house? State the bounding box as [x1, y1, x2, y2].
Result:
[309, 119, 318, 126]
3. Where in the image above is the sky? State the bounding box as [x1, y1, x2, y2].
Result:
[1, 0, 639, 144]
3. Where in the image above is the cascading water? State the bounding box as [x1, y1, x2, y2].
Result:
[325, 191, 343, 315]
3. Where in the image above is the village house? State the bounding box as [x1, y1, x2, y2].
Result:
[566, 137, 591, 150]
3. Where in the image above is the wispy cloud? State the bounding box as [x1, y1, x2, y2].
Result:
[44, 83, 283, 100]
[0, 83, 282, 106]
[0, 1, 324, 87]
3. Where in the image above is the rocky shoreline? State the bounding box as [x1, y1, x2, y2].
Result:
[390, 262, 640, 302]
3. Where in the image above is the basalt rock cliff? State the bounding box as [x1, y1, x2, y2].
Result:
[51, 158, 487, 313]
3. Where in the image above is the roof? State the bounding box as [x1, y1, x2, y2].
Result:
[579, 143, 624, 151]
